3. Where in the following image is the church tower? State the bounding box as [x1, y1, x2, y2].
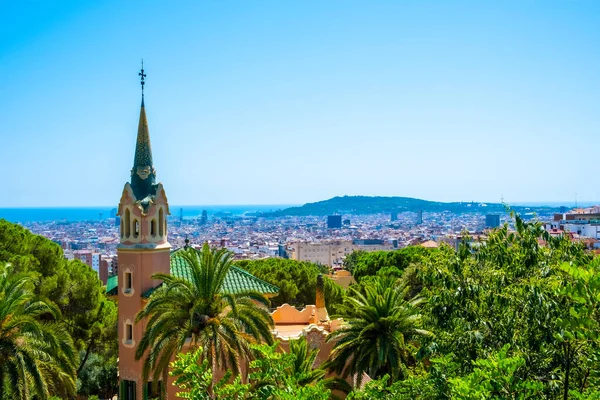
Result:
[117, 64, 171, 399]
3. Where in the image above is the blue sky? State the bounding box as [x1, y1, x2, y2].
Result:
[1, 0, 599, 207]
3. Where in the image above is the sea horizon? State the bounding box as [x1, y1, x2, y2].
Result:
[0, 200, 598, 224]
[0, 205, 297, 223]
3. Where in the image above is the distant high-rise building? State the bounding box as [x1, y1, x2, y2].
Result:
[100, 256, 111, 285]
[416, 209, 423, 225]
[390, 212, 397, 222]
[179, 207, 184, 225]
[485, 214, 500, 229]
[200, 210, 208, 225]
[327, 215, 342, 229]
[278, 244, 288, 258]
[73, 250, 101, 274]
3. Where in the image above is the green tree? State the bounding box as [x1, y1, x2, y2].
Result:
[411, 215, 593, 398]
[0, 267, 77, 399]
[0, 219, 118, 397]
[342, 250, 365, 274]
[449, 345, 544, 399]
[557, 259, 600, 399]
[136, 244, 275, 386]
[325, 277, 430, 386]
[0, 220, 110, 366]
[236, 258, 345, 314]
[351, 246, 435, 282]
[287, 336, 352, 396]
[170, 343, 331, 400]
[76, 351, 119, 399]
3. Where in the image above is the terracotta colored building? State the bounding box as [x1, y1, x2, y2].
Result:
[107, 75, 340, 399]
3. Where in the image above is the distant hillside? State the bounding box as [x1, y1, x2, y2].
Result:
[263, 196, 543, 217]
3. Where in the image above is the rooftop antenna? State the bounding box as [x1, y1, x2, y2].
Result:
[139, 59, 146, 102]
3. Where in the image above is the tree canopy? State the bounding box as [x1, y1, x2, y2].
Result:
[0, 219, 117, 398]
[236, 258, 345, 314]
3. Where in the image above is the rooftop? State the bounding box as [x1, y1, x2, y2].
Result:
[106, 247, 279, 297]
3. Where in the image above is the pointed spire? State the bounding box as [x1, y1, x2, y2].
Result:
[133, 102, 153, 168]
[130, 62, 156, 202]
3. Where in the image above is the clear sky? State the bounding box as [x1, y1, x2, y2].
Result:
[1, 0, 599, 207]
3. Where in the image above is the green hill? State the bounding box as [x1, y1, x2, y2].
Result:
[263, 196, 542, 217]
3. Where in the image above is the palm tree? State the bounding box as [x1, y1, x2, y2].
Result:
[288, 336, 352, 397]
[0, 268, 77, 399]
[135, 244, 275, 385]
[289, 336, 325, 386]
[325, 277, 430, 387]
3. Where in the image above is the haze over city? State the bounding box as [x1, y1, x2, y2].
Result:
[1, 0, 599, 207]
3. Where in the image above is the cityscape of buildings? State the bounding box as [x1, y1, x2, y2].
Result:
[15, 203, 579, 287]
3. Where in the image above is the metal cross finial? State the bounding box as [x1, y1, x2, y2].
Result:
[139, 59, 146, 96]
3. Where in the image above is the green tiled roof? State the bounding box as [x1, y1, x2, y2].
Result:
[106, 274, 118, 296]
[105, 248, 279, 298]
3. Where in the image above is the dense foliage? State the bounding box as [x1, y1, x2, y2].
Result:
[0, 219, 117, 399]
[236, 258, 345, 314]
[0, 270, 77, 399]
[5, 213, 600, 399]
[325, 277, 430, 386]
[170, 340, 337, 400]
[332, 214, 600, 399]
[136, 245, 275, 387]
[343, 246, 435, 282]
[174, 213, 600, 399]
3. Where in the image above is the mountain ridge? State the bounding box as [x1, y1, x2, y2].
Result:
[263, 195, 553, 217]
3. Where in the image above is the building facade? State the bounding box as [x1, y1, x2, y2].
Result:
[289, 239, 395, 267]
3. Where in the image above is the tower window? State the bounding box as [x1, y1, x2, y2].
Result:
[125, 272, 132, 293]
[122, 319, 136, 348]
[151, 219, 156, 237]
[126, 323, 133, 343]
[133, 220, 139, 238]
[124, 209, 131, 238]
[147, 381, 162, 399]
[158, 208, 164, 237]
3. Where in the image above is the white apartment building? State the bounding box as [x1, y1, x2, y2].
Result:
[546, 208, 600, 241]
[289, 239, 395, 267]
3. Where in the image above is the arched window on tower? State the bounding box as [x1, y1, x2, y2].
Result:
[133, 219, 139, 238]
[124, 209, 131, 238]
[120, 218, 124, 238]
[151, 219, 156, 237]
[158, 208, 164, 237]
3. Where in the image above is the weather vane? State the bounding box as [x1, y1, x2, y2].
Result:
[139, 59, 146, 97]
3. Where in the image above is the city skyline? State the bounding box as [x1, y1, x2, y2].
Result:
[1, 1, 599, 207]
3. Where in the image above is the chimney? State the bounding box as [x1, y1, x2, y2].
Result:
[315, 274, 330, 323]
